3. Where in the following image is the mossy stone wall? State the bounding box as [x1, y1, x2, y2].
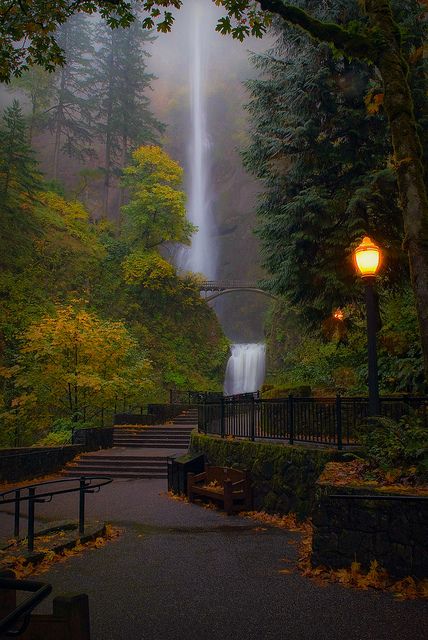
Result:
[190, 433, 343, 518]
[312, 486, 428, 578]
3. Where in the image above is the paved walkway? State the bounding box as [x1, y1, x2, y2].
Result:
[1, 478, 427, 640]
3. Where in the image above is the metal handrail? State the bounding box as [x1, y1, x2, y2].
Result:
[0, 476, 112, 552]
[0, 577, 52, 637]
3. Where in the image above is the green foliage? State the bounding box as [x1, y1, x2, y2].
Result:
[122, 251, 175, 287]
[0, 99, 42, 206]
[36, 418, 75, 446]
[0, 122, 228, 446]
[265, 288, 424, 395]
[9, 66, 55, 142]
[244, 1, 413, 329]
[0, 2, 271, 82]
[92, 10, 164, 164]
[45, 14, 97, 175]
[360, 415, 428, 477]
[0, 304, 154, 441]
[262, 384, 312, 399]
[121, 145, 194, 250]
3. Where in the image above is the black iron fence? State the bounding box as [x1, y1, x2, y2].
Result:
[198, 395, 428, 449]
[169, 390, 223, 404]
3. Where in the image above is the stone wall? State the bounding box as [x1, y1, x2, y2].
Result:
[0, 446, 85, 483]
[72, 427, 114, 448]
[114, 414, 157, 425]
[190, 432, 344, 518]
[312, 488, 428, 579]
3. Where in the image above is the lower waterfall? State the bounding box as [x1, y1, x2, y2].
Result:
[223, 343, 266, 396]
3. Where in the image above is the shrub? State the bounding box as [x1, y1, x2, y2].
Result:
[262, 384, 311, 399]
[360, 415, 428, 479]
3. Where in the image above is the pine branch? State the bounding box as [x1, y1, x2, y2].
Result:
[258, 0, 376, 62]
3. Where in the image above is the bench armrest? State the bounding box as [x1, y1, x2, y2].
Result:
[191, 472, 207, 483]
[231, 478, 247, 488]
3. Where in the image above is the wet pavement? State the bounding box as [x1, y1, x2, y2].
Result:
[1, 478, 427, 640]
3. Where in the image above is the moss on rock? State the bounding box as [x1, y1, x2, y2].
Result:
[190, 432, 344, 518]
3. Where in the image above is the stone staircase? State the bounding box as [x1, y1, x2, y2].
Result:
[62, 408, 198, 479]
[112, 425, 193, 449]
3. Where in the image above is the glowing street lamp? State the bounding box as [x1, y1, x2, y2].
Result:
[354, 236, 381, 415]
[354, 236, 381, 278]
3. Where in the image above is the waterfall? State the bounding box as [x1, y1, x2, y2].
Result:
[224, 344, 266, 396]
[178, 3, 216, 278]
[176, 5, 266, 394]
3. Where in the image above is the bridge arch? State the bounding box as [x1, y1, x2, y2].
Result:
[203, 287, 277, 302]
[199, 280, 277, 302]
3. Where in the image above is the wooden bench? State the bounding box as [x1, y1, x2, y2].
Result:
[187, 465, 252, 515]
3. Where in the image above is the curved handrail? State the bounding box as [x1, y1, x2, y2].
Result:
[0, 476, 113, 551]
[0, 476, 112, 504]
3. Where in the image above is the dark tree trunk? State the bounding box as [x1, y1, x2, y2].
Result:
[365, 0, 428, 382]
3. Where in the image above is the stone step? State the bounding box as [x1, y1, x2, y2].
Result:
[113, 428, 193, 436]
[113, 433, 191, 439]
[112, 437, 189, 443]
[63, 470, 167, 479]
[111, 442, 188, 449]
[79, 455, 167, 462]
[71, 460, 167, 468]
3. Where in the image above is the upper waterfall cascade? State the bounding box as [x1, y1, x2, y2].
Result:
[177, 4, 216, 279]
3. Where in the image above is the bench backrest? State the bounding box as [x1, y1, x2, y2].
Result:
[205, 466, 246, 484]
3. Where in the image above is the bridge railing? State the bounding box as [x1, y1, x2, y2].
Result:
[200, 280, 259, 291]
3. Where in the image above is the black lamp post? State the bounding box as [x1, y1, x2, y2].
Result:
[354, 236, 382, 416]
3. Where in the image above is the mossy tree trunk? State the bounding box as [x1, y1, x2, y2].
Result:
[259, 0, 428, 381]
[365, 0, 428, 382]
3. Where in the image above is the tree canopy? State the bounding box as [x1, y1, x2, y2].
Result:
[2, 0, 428, 380]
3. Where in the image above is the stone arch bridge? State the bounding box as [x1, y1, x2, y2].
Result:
[199, 280, 277, 302]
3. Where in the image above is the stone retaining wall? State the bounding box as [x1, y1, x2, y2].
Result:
[190, 433, 344, 517]
[312, 488, 428, 578]
[0, 446, 85, 483]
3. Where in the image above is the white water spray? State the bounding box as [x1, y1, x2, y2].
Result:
[178, 4, 216, 278]
[224, 344, 266, 396]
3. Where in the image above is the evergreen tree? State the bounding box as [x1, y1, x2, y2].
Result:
[92, 9, 164, 215]
[0, 100, 42, 207]
[244, 0, 423, 329]
[9, 67, 56, 144]
[45, 14, 96, 180]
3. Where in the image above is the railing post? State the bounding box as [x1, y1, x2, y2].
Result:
[14, 490, 20, 539]
[336, 394, 343, 450]
[250, 398, 255, 441]
[220, 398, 225, 438]
[28, 488, 35, 552]
[79, 478, 86, 536]
[288, 395, 294, 445]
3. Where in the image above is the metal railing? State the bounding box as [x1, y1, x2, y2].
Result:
[169, 390, 223, 405]
[198, 395, 428, 450]
[0, 575, 52, 637]
[200, 280, 259, 291]
[0, 476, 112, 552]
